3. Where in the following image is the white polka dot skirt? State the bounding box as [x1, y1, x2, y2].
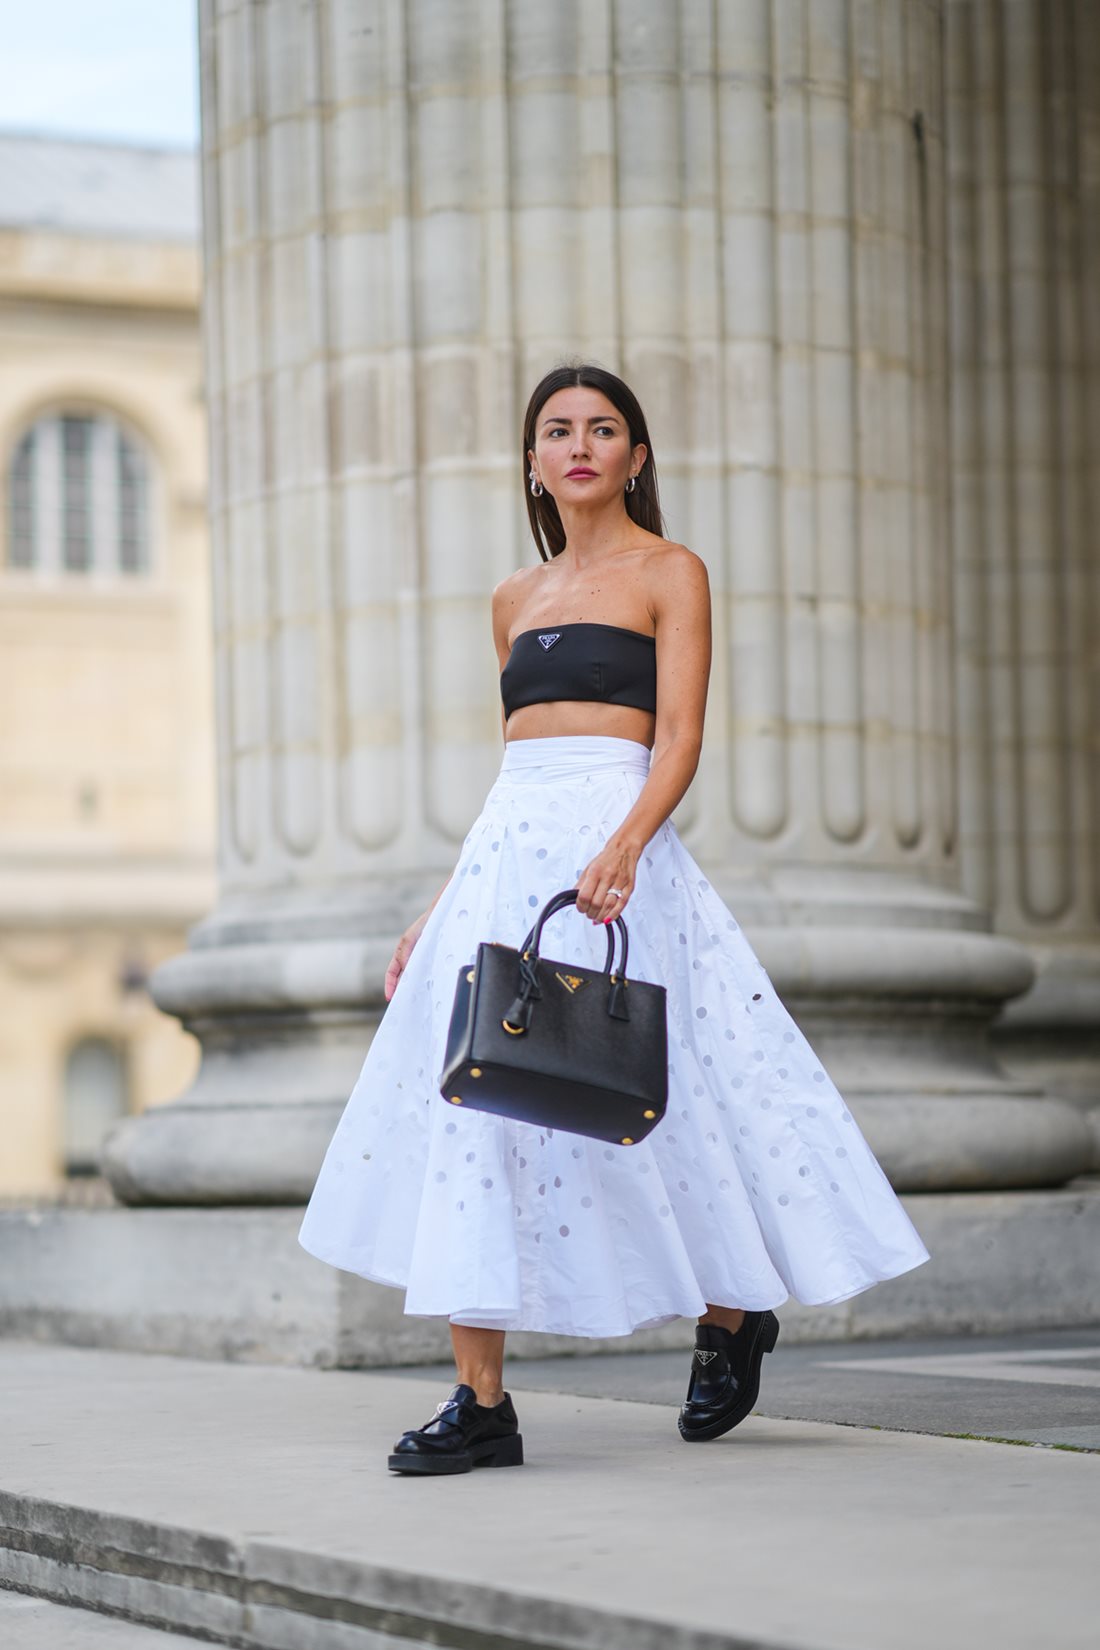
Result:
[298, 735, 931, 1336]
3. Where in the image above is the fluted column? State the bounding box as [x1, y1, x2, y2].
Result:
[946, 0, 1100, 1161]
[681, 0, 1085, 1189]
[104, 0, 1092, 1205]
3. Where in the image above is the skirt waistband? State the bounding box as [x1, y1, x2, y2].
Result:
[497, 734, 653, 783]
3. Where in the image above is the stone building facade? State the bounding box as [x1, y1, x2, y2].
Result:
[0, 135, 216, 1197]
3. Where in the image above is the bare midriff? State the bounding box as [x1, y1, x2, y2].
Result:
[504, 698, 656, 748]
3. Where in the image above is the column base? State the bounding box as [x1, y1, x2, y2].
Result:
[3, 1187, 1099, 1365]
[992, 941, 1100, 1172]
[102, 933, 389, 1206]
[101, 872, 1096, 1205]
[715, 868, 1094, 1191]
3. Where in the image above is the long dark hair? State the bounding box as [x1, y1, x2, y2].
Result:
[522, 361, 666, 561]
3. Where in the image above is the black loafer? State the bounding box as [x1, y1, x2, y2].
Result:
[678, 1310, 780, 1442]
[388, 1383, 524, 1475]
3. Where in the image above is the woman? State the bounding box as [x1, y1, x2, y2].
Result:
[298, 362, 931, 1476]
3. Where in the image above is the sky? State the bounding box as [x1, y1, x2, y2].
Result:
[0, 0, 199, 149]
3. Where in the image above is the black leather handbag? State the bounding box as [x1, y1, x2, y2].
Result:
[438, 888, 668, 1145]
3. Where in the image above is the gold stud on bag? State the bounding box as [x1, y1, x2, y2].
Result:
[438, 888, 668, 1145]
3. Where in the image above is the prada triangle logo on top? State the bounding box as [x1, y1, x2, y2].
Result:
[537, 632, 562, 650]
[694, 1349, 718, 1366]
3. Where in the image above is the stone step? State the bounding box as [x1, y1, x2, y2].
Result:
[3, 1184, 1099, 1369]
[1, 1342, 1096, 1650]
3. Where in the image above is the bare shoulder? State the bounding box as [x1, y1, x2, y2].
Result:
[491, 563, 542, 664]
[492, 563, 542, 611]
[493, 563, 538, 595]
[492, 565, 541, 624]
[646, 540, 709, 583]
[644, 541, 711, 623]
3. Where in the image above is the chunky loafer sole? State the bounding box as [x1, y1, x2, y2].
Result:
[388, 1431, 525, 1475]
[678, 1311, 780, 1442]
[387, 1382, 524, 1474]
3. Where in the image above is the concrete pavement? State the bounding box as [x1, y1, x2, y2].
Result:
[0, 1591, 202, 1648]
[450, 1323, 1100, 1450]
[1, 1335, 1098, 1650]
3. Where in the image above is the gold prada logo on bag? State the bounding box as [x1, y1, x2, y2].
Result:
[554, 971, 587, 994]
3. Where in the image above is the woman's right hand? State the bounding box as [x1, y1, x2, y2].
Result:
[384, 912, 429, 1002]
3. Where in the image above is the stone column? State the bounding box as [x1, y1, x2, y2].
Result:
[673, 0, 1088, 1189]
[104, 0, 1092, 1205]
[946, 0, 1100, 1160]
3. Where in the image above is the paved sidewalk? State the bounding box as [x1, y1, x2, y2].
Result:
[0, 1590, 202, 1647]
[2, 1337, 1097, 1650]
[453, 1323, 1100, 1450]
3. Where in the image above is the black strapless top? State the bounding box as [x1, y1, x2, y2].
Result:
[500, 622, 657, 719]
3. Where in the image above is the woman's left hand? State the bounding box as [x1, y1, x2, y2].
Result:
[574, 841, 639, 923]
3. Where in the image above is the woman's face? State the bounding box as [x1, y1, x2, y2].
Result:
[528, 386, 645, 508]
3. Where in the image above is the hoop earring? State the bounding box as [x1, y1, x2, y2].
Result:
[529, 471, 544, 498]
[625, 474, 637, 494]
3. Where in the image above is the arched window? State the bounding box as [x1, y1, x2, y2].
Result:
[6, 411, 151, 575]
[63, 1037, 129, 1177]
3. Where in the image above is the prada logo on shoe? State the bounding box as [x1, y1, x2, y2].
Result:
[555, 971, 586, 993]
[537, 633, 562, 649]
[694, 1349, 719, 1366]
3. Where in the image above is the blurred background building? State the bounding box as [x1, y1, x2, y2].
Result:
[0, 133, 215, 1198]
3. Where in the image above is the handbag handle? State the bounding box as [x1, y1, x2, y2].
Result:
[520, 887, 630, 979]
[504, 888, 631, 1035]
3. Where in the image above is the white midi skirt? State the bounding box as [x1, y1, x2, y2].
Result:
[298, 734, 930, 1336]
